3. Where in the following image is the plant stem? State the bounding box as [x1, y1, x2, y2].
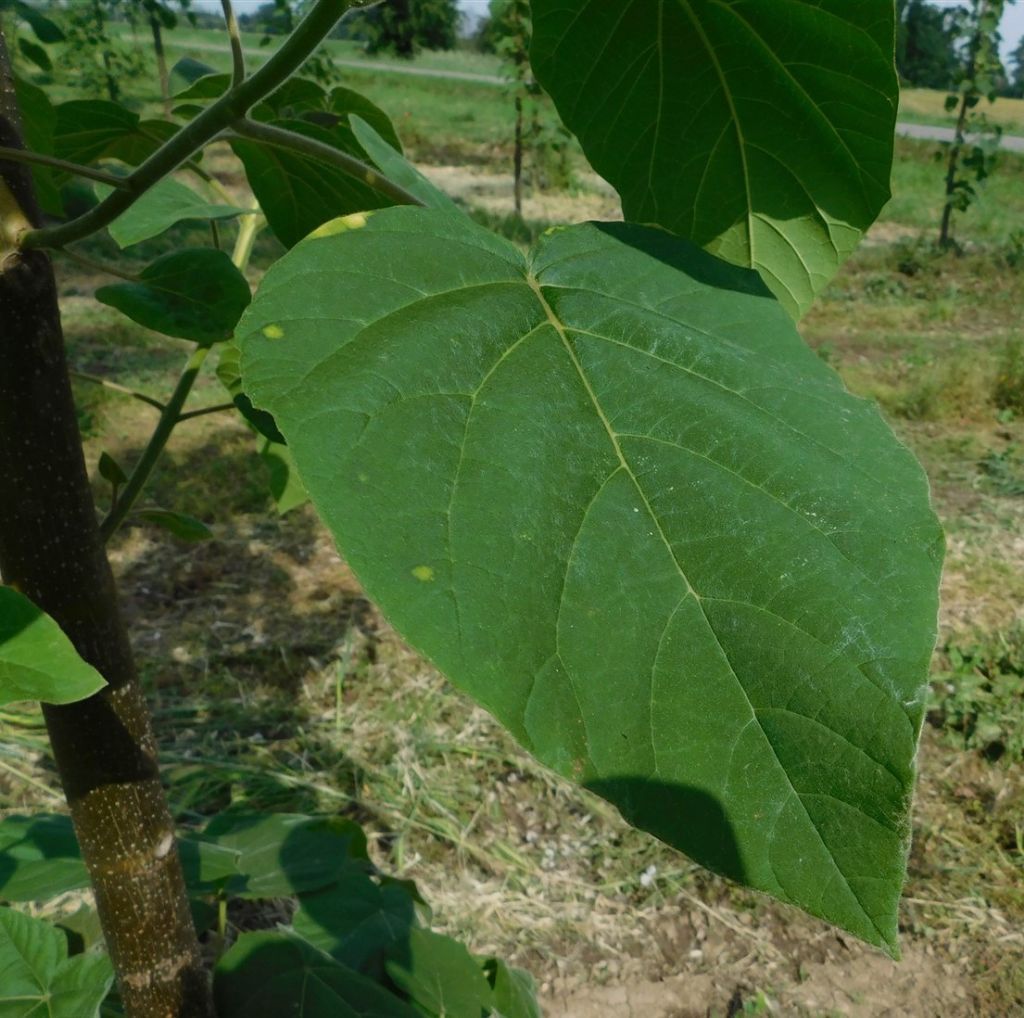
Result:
[69, 370, 166, 412]
[100, 346, 211, 543]
[22, 0, 363, 251]
[940, 90, 970, 249]
[56, 245, 140, 282]
[227, 119, 425, 208]
[221, 0, 246, 86]
[231, 198, 263, 271]
[177, 401, 235, 422]
[0, 144, 130, 188]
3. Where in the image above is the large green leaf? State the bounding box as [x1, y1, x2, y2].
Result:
[237, 208, 943, 950]
[102, 179, 249, 249]
[96, 248, 251, 344]
[531, 0, 898, 316]
[214, 933, 418, 1018]
[0, 815, 88, 903]
[0, 907, 113, 1018]
[0, 588, 107, 708]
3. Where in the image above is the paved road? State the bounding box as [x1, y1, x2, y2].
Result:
[180, 40, 1024, 151]
[896, 120, 1024, 153]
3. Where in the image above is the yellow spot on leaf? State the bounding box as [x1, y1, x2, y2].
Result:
[411, 565, 435, 582]
[262, 324, 285, 340]
[309, 212, 373, 240]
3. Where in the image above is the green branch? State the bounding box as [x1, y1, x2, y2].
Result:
[99, 346, 211, 543]
[21, 0, 366, 251]
[226, 119, 425, 209]
[69, 370, 166, 412]
[0, 145, 131, 189]
[221, 0, 246, 86]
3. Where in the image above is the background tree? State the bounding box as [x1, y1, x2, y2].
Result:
[940, 0, 1013, 248]
[1008, 33, 1024, 95]
[896, 0, 961, 89]
[352, 0, 459, 58]
[478, 0, 571, 215]
[142, 0, 195, 109]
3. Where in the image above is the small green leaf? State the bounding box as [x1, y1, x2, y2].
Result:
[134, 509, 213, 542]
[17, 37, 50, 73]
[172, 72, 231, 102]
[259, 439, 308, 515]
[293, 870, 417, 973]
[97, 452, 127, 488]
[101, 179, 249, 248]
[0, 907, 113, 1018]
[14, 0, 64, 43]
[0, 815, 89, 903]
[216, 344, 286, 444]
[96, 249, 251, 345]
[182, 813, 367, 898]
[482, 959, 540, 1018]
[215, 933, 418, 1018]
[385, 929, 493, 1018]
[170, 56, 219, 87]
[350, 117, 458, 214]
[0, 589, 107, 708]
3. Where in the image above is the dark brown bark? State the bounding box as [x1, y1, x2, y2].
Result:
[0, 28, 211, 1018]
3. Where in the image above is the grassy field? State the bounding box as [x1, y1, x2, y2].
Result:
[4, 25, 1024, 1018]
[900, 86, 1024, 135]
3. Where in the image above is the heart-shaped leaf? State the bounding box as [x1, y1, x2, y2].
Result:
[237, 208, 943, 950]
[531, 0, 898, 316]
[0, 588, 107, 708]
[0, 907, 113, 1018]
[96, 248, 251, 345]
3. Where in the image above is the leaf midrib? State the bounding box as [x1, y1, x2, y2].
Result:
[527, 272, 887, 943]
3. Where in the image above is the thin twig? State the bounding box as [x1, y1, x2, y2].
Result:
[69, 370, 166, 412]
[99, 346, 211, 543]
[0, 144, 131, 189]
[227, 119, 424, 209]
[231, 197, 263, 272]
[177, 402, 235, 422]
[221, 0, 246, 86]
[56, 245, 140, 283]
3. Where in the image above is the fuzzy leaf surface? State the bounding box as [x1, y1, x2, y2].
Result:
[531, 0, 898, 316]
[237, 208, 943, 949]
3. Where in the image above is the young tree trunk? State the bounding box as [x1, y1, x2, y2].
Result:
[150, 14, 171, 112]
[0, 31, 212, 1018]
[513, 92, 523, 217]
[939, 90, 970, 248]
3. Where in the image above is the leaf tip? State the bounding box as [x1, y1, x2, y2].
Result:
[308, 211, 373, 241]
